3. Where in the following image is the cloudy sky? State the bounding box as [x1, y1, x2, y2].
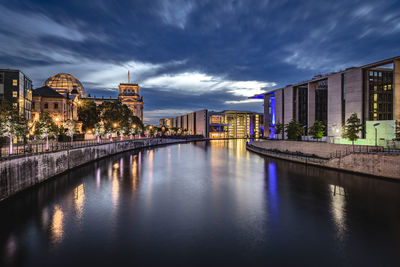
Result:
[1, 0, 400, 123]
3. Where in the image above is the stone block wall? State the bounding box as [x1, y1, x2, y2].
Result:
[0, 138, 185, 201]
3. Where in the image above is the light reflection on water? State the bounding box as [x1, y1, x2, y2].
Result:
[0, 140, 400, 266]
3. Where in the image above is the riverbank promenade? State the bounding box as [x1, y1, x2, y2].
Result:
[247, 140, 400, 179]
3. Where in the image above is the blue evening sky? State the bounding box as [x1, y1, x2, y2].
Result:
[1, 0, 400, 123]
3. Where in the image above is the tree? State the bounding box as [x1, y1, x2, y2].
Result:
[64, 120, 77, 145]
[94, 123, 103, 143]
[0, 102, 29, 154]
[342, 113, 363, 146]
[78, 100, 99, 132]
[275, 122, 285, 140]
[285, 119, 303, 140]
[99, 101, 143, 140]
[308, 120, 326, 141]
[34, 112, 59, 151]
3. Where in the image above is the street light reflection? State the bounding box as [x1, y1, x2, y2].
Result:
[51, 205, 64, 244]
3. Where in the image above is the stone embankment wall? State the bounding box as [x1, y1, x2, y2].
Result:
[0, 138, 187, 201]
[325, 153, 400, 179]
[249, 141, 400, 179]
[251, 140, 379, 158]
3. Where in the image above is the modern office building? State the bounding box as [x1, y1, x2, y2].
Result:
[44, 73, 86, 98]
[0, 69, 33, 120]
[32, 86, 79, 127]
[161, 110, 263, 139]
[252, 56, 400, 145]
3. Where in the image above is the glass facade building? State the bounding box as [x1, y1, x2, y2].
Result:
[0, 69, 33, 120]
[44, 73, 86, 98]
[368, 69, 393, 121]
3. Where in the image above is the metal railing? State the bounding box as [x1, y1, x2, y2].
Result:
[246, 143, 328, 163]
[247, 142, 400, 163]
[0, 135, 207, 160]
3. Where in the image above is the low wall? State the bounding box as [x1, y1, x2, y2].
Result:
[325, 153, 400, 179]
[251, 140, 381, 158]
[248, 142, 400, 179]
[0, 138, 187, 201]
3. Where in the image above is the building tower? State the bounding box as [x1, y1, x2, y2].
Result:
[118, 72, 144, 121]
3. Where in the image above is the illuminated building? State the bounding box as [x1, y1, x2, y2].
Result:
[0, 69, 33, 120]
[82, 74, 144, 121]
[32, 85, 79, 127]
[163, 109, 263, 139]
[44, 73, 86, 98]
[118, 82, 144, 121]
[251, 55, 400, 145]
[208, 111, 263, 139]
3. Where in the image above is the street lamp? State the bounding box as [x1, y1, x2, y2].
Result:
[373, 123, 380, 147]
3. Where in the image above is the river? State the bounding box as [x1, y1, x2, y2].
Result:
[0, 140, 399, 266]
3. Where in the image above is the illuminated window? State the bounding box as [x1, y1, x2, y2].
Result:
[12, 79, 18, 86]
[13, 91, 17, 97]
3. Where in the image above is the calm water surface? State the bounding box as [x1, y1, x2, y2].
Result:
[1, 140, 400, 266]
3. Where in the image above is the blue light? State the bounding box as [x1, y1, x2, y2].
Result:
[270, 96, 276, 126]
[269, 95, 276, 139]
[268, 162, 279, 217]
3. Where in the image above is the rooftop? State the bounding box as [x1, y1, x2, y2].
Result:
[33, 86, 65, 98]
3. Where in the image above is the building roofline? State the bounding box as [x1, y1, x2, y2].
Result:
[250, 55, 400, 98]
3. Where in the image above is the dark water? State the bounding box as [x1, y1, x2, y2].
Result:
[1, 140, 400, 266]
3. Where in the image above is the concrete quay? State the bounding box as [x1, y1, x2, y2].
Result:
[248, 140, 400, 179]
[0, 138, 199, 201]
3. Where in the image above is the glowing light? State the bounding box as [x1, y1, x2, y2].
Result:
[73, 184, 85, 219]
[51, 205, 64, 243]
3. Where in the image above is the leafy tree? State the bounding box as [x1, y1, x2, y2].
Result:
[34, 112, 59, 150]
[99, 101, 143, 139]
[78, 100, 100, 132]
[94, 123, 103, 143]
[0, 102, 29, 154]
[342, 113, 363, 146]
[275, 122, 285, 140]
[64, 120, 77, 144]
[285, 119, 304, 140]
[308, 120, 326, 141]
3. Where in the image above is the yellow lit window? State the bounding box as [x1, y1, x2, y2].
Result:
[374, 113, 377, 118]
[373, 103, 377, 110]
[12, 91, 17, 97]
[374, 94, 377, 101]
[12, 79, 18, 86]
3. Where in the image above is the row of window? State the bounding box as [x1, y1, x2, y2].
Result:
[369, 103, 393, 113]
[32, 102, 59, 109]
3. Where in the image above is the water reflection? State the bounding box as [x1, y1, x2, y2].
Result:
[267, 162, 279, 220]
[330, 184, 347, 239]
[73, 184, 85, 220]
[0, 140, 399, 267]
[50, 205, 64, 244]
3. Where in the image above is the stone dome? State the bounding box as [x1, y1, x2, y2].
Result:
[44, 73, 86, 97]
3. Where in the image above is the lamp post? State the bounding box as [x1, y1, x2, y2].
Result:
[373, 123, 380, 147]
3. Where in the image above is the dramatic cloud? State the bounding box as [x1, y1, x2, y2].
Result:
[1, 0, 399, 123]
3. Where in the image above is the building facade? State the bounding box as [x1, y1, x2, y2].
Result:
[118, 83, 144, 121]
[32, 86, 79, 127]
[161, 109, 263, 139]
[0, 69, 33, 120]
[255, 56, 400, 145]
